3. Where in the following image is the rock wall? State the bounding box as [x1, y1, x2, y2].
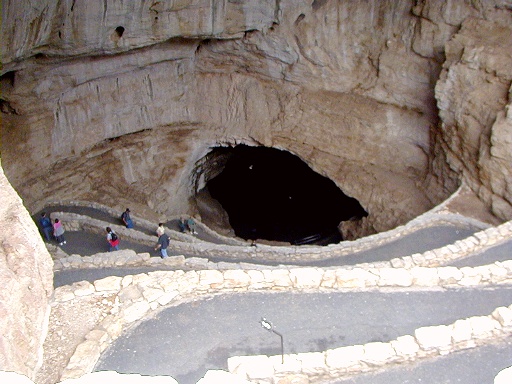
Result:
[1, 0, 511, 230]
[0, 161, 54, 378]
[0, 0, 277, 60]
[0, 0, 511, 381]
[435, 14, 512, 221]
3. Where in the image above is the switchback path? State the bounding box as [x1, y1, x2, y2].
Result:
[54, 223, 481, 287]
[95, 288, 512, 384]
[39, 203, 512, 383]
[333, 337, 512, 384]
[448, 241, 512, 268]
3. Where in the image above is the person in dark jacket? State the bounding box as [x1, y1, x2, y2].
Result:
[155, 232, 170, 258]
[121, 208, 133, 228]
[39, 212, 53, 241]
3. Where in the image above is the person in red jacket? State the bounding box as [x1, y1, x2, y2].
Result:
[106, 227, 120, 251]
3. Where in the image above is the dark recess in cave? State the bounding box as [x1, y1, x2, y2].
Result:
[115, 26, 125, 38]
[206, 145, 367, 245]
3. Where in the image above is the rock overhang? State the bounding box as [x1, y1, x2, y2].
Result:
[1, 0, 511, 239]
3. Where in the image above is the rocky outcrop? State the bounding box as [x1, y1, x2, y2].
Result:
[2, 1, 511, 236]
[2, 1, 511, 237]
[0, 1, 511, 382]
[435, 15, 512, 221]
[0, 161, 54, 378]
[0, 0, 278, 61]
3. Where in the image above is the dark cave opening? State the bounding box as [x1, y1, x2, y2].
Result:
[205, 145, 367, 245]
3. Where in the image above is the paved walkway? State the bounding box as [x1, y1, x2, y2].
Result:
[333, 336, 512, 383]
[53, 224, 482, 287]
[35, 205, 227, 245]
[95, 289, 512, 384]
[38, 204, 512, 383]
[449, 241, 512, 268]
[296, 225, 478, 267]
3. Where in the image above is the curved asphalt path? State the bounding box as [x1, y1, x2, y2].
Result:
[45, 204, 485, 287]
[332, 337, 512, 384]
[37, 206, 512, 382]
[95, 288, 512, 384]
[53, 224, 481, 288]
[449, 241, 512, 268]
[50, 207, 511, 290]
[35, 205, 223, 243]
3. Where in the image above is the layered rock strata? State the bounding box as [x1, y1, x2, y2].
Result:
[1, 0, 510, 238]
[0, 0, 512, 382]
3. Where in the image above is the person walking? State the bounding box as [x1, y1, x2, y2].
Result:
[106, 227, 120, 251]
[39, 212, 53, 241]
[156, 222, 165, 237]
[155, 232, 170, 259]
[53, 218, 66, 246]
[121, 208, 133, 228]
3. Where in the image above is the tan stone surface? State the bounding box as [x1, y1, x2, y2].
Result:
[196, 370, 252, 384]
[4, 1, 510, 240]
[0, 1, 277, 63]
[414, 324, 452, 351]
[325, 345, 365, 370]
[435, 15, 512, 221]
[35, 294, 115, 384]
[0, 1, 511, 384]
[0, 162, 53, 378]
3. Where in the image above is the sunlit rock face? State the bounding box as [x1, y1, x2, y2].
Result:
[1, 0, 511, 239]
[435, 16, 512, 220]
[0, 161, 53, 378]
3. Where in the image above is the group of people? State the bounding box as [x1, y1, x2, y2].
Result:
[113, 209, 195, 258]
[38, 212, 67, 246]
[178, 217, 197, 234]
[154, 217, 197, 258]
[39, 207, 199, 259]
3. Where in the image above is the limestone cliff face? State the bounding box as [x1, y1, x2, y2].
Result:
[0, 0, 277, 60]
[0, 0, 511, 379]
[435, 15, 512, 220]
[1, 0, 511, 234]
[0, 161, 53, 378]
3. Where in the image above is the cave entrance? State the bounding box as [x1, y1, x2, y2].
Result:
[199, 145, 367, 245]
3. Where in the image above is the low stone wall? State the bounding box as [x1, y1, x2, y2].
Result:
[47, 196, 497, 265]
[45, 198, 512, 384]
[228, 303, 512, 383]
[47, 199, 247, 246]
[56, 260, 512, 382]
[53, 219, 512, 272]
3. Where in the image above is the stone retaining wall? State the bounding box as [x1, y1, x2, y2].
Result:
[56, 261, 512, 382]
[47, 196, 496, 265]
[228, 303, 512, 383]
[53, 219, 512, 272]
[45, 197, 512, 383]
[47, 200, 247, 246]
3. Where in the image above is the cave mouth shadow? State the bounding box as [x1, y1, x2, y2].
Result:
[202, 145, 367, 245]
